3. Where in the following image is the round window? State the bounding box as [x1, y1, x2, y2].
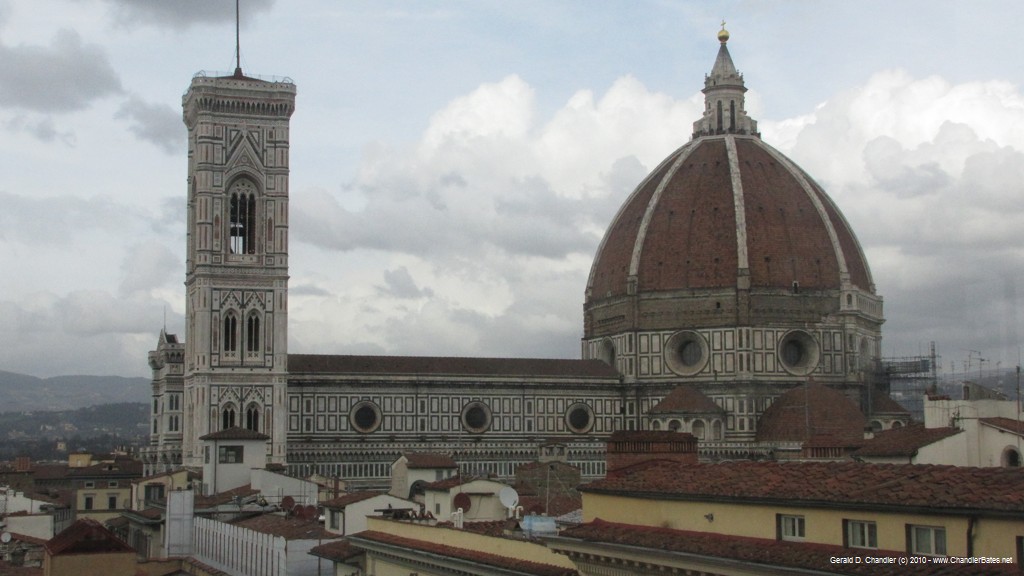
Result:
[778, 330, 820, 375]
[664, 331, 709, 376]
[565, 403, 594, 434]
[349, 401, 382, 433]
[461, 401, 492, 434]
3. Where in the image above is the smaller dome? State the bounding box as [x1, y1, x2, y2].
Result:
[756, 384, 865, 444]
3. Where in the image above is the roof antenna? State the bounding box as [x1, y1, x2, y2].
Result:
[233, 0, 243, 77]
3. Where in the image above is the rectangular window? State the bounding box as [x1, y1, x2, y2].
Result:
[218, 445, 244, 464]
[144, 484, 166, 502]
[908, 525, 947, 556]
[84, 481, 95, 489]
[845, 520, 878, 549]
[204, 445, 210, 464]
[84, 495, 94, 510]
[108, 495, 118, 510]
[330, 510, 341, 531]
[778, 514, 805, 541]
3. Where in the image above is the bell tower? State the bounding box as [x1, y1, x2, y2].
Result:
[180, 69, 296, 466]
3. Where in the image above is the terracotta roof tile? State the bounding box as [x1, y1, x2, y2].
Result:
[649, 385, 723, 414]
[581, 460, 1024, 513]
[193, 485, 258, 509]
[980, 417, 1024, 436]
[854, 425, 962, 457]
[231, 514, 337, 540]
[288, 354, 619, 379]
[402, 452, 458, 469]
[323, 490, 387, 509]
[559, 520, 1014, 575]
[349, 530, 577, 576]
[756, 383, 865, 444]
[45, 518, 134, 556]
[871, 393, 910, 414]
[309, 539, 362, 562]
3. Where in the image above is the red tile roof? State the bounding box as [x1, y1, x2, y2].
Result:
[193, 485, 259, 509]
[402, 452, 458, 469]
[980, 417, 1024, 436]
[309, 539, 362, 562]
[756, 383, 865, 444]
[854, 425, 962, 457]
[322, 490, 386, 509]
[349, 530, 577, 576]
[231, 514, 337, 540]
[199, 426, 270, 441]
[45, 518, 134, 556]
[581, 460, 1024, 514]
[871, 393, 910, 414]
[649, 385, 723, 414]
[557, 520, 1015, 575]
[288, 354, 619, 379]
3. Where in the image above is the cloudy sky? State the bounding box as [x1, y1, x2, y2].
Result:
[1, 1, 1022, 381]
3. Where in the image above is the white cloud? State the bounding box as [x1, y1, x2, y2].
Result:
[770, 70, 1024, 364]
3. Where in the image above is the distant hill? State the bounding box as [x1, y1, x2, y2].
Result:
[0, 402, 149, 460]
[0, 370, 150, 412]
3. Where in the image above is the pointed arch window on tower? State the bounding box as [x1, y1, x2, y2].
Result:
[223, 313, 238, 353]
[246, 314, 261, 353]
[245, 404, 260, 432]
[229, 183, 257, 255]
[222, 405, 237, 430]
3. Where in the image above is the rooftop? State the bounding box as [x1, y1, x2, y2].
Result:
[649, 385, 723, 414]
[854, 425, 963, 457]
[555, 519, 1016, 576]
[401, 452, 458, 469]
[581, 460, 1024, 515]
[348, 530, 577, 576]
[231, 514, 337, 540]
[198, 426, 270, 441]
[45, 518, 134, 556]
[288, 354, 619, 379]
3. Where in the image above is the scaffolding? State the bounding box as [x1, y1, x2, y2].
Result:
[881, 342, 939, 422]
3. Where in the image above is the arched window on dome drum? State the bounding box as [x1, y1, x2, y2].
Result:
[245, 405, 259, 432]
[222, 405, 236, 430]
[246, 314, 261, 353]
[223, 313, 238, 353]
[716, 100, 723, 132]
[229, 185, 257, 254]
[729, 100, 736, 131]
[692, 420, 706, 440]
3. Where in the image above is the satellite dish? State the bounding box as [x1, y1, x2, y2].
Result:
[498, 486, 519, 508]
[1, 532, 11, 544]
[302, 505, 317, 520]
[452, 492, 472, 512]
[281, 496, 295, 510]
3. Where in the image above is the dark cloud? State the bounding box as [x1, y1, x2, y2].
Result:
[377, 267, 434, 299]
[0, 29, 122, 112]
[100, 0, 275, 29]
[116, 96, 183, 154]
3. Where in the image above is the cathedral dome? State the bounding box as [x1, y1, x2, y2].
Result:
[584, 31, 877, 343]
[585, 134, 873, 300]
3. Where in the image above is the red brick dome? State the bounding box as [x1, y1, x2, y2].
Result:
[585, 135, 874, 301]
